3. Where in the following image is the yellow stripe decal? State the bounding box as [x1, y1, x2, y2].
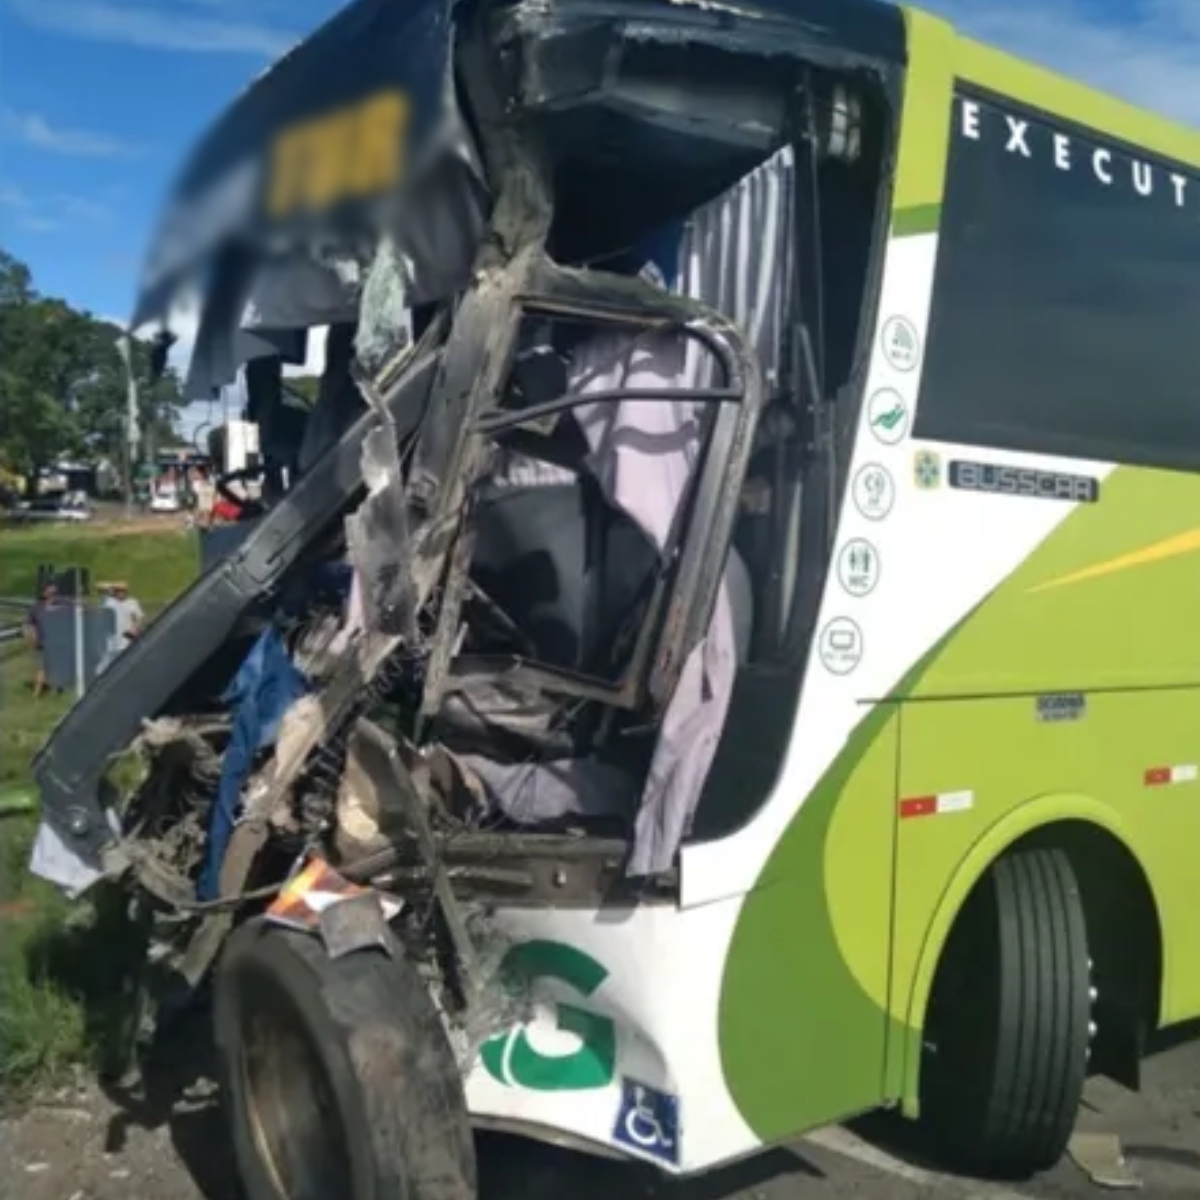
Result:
[1029, 526, 1200, 594]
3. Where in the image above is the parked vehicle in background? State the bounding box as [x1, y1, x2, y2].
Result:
[149, 487, 182, 513]
[7, 490, 93, 524]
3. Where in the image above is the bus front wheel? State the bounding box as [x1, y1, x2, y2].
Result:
[919, 845, 1092, 1179]
[214, 918, 477, 1200]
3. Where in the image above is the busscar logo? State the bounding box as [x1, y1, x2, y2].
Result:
[948, 460, 1100, 504]
[914, 450, 941, 490]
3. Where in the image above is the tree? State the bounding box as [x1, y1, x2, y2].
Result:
[0, 256, 91, 486]
[0, 249, 33, 307]
[0, 247, 186, 492]
[72, 318, 185, 469]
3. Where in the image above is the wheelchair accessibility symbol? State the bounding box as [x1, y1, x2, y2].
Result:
[612, 1079, 680, 1166]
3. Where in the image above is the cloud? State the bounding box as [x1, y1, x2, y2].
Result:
[19, 215, 63, 233]
[0, 182, 30, 209]
[0, 184, 112, 232]
[55, 194, 112, 223]
[928, 0, 1200, 126]
[7, 0, 298, 57]
[1, 108, 143, 158]
[0, 183, 61, 232]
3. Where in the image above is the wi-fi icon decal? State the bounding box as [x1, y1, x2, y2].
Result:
[881, 316, 921, 372]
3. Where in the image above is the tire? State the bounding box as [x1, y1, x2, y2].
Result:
[214, 918, 477, 1200]
[919, 845, 1091, 1179]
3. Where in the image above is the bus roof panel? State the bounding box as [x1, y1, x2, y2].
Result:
[133, 0, 905, 325]
[134, 0, 457, 324]
[955, 37, 1200, 171]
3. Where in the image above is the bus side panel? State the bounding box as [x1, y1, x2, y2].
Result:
[717, 706, 900, 1143]
[889, 689, 1200, 1110]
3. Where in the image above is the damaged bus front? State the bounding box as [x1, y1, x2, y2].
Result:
[30, 0, 922, 1194]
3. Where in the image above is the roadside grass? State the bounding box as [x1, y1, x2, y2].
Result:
[0, 809, 85, 1104]
[0, 524, 199, 1106]
[0, 518, 199, 602]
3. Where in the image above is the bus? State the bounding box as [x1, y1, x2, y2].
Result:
[30, 1, 1200, 1197]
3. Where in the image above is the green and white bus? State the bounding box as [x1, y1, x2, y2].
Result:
[33, 1, 1200, 1196]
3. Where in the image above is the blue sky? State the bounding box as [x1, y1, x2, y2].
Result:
[0, 0, 337, 320]
[1, 0, 1199, 352]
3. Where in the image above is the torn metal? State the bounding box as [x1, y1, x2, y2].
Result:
[30, 0, 902, 1031]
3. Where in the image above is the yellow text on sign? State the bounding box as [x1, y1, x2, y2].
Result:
[267, 90, 410, 218]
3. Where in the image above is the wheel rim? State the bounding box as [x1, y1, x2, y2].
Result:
[238, 971, 355, 1200]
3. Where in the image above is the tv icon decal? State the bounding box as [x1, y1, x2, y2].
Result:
[818, 617, 864, 676]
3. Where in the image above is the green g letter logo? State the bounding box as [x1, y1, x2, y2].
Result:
[480, 940, 617, 1092]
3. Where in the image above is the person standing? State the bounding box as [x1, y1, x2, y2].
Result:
[190, 466, 216, 528]
[23, 581, 60, 698]
[98, 581, 144, 673]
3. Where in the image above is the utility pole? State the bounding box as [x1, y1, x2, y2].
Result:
[121, 424, 132, 520]
[115, 331, 141, 519]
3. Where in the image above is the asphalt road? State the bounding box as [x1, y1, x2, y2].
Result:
[4, 1036, 1197, 1200]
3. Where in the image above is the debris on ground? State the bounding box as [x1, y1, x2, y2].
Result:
[1068, 1131, 1144, 1190]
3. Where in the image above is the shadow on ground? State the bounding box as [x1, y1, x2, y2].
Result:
[21, 901, 829, 1200]
[97, 1005, 237, 1200]
[847, 1110, 1039, 1188]
[478, 1137, 822, 1200]
[45, 997, 826, 1200]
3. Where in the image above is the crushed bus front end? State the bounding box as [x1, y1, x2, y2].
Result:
[28, 0, 908, 1189]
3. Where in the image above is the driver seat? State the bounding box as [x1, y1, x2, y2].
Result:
[433, 475, 661, 763]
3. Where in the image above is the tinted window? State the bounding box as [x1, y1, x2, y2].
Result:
[915, 89, 1200, 472]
